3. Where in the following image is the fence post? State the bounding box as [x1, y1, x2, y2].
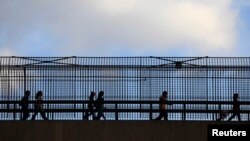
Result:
[14, 103, 16, 120]
[182, 103, 186, 121]
[218, 103, 222, 121]
[23, 67, 26, 92]
[82, 102, 85, 120]
[115, 102, 118, 120]
[149, 103, 152, 120]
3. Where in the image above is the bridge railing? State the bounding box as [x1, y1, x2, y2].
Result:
[0, 100, 250, 121]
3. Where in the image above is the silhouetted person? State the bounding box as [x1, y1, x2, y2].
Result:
[96, 91, 106, 120]
[83, 91, 96, 120]
[228, 93, 241, 121]
[155, 91, 170, 120]
[31, 91, 48, 120]
[216, 110, 228, 121]
[19, 90, 30, 120]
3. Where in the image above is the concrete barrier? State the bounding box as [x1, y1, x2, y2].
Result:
[0, 121, 248, 141]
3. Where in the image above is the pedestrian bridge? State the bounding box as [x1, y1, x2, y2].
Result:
[1, 57, 250, 121]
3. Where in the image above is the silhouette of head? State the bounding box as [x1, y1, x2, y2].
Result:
[35, 91, 43, 99]
[90, 91, 96, 98]
[98, 91, 104, 98]
[24, 90, 30, 97]
[162, 91, 168, 98]
[233, 93, 239, 100]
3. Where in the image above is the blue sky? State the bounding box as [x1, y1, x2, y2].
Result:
[0, 0, 250, 57]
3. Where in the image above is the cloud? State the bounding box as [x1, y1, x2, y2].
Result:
[0, 0, 239, 56]
[0, 46, 15, 56]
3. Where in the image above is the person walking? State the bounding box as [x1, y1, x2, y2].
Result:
[96, 91, 106, 120]
[228, 93, 241, 121]
[19, 90, 31, 120]
[155, 91, 170, 120]
[31, 91, 48, 120]
[83, 91, 96, 120]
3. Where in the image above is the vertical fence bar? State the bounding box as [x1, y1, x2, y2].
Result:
[182, 103, 186, 121]
[115, 102, 118, 121]
[149, 103, 152, 120]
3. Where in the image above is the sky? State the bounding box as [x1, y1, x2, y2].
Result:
[0, 0, 250, 57]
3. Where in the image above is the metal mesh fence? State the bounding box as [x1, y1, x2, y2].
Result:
[0, 56, 250, 120]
